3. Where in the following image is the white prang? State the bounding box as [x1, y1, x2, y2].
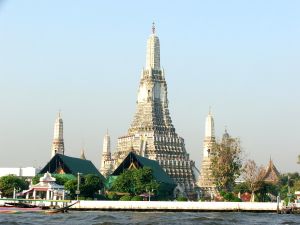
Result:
[198, 109, 217, 196]
[146, 25, 160, 70]
[51, 112, 65, 157]
[203, 110, 215, 158]
[106, 23, 196, 194]
[100, 131, 112, 177]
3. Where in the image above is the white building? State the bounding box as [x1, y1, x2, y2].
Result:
[0, 167, 36, 178]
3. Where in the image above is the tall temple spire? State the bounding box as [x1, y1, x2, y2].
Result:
[110, 23, 196, 194]
[100, 130, 112, 177]
[102, 130, 111, 154]
[198, 109, 217, 197]
[146, 23, 160, 70]
[51, 111, 65, 157]
[205, 108, 215, 140]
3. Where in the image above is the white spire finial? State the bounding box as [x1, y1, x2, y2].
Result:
[146, 22, 160, 70]
[205, 109, 215, 139]
[152, 22, 155, 34]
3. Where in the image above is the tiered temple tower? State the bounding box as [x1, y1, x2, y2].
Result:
[100, 131, 113, 177]
[109, 24, 196, 194]
[51, 112, 65, 158]
[198, 110, 216, 197]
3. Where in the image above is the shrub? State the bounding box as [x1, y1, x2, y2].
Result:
[131, 196, 143, 201]
[119, 195, 132, 201]
[221, 192, 242, 202]
[94, 194, 107, 200]
[107, 192, 119, 200]
[176, 196, 188, 201]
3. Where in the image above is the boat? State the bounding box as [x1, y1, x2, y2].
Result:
[44, 201, 79, 214]
[0, 199, 78, 214]
[0, 206, 42, 214]
[4, 202, 38, 208]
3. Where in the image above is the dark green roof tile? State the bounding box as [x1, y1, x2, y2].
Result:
[112, 152, 175, 185]
[40, 154, 105, 182]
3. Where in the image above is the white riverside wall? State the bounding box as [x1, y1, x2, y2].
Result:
[70, 201, 281, 212]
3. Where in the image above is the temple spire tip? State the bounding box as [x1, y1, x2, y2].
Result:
[152, 22, 155, 34]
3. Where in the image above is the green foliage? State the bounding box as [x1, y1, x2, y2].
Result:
[31, 174, 42, 185]
[220, 191, 242, 202]
[53, 174, 75, 185]
[107, 192, 119, 200]
[111, 167, 159, 196]
[131, 195, 143, 201]
[291, 180, 300, 193]
[210, 138, 242, 192]
[234, 182, 250, 194]
[0, 175, 29, 197]
[111, 169, 134, 193]
[94, 194, 107, 200]
[251, 182, 279, 202]
[32, 173, 75, 186]
[64, 174, 103, 199]
[119, 195, 132, 201]
[64, 179, 77, 199]
[279, 173, 300, 201]
[81, 174, 103, 198]
[176, 196, 188, 201]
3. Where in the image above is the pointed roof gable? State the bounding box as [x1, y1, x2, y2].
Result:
[262, 159, 280, 183]
[40, 154, 105, 181]
[111, 152, 175, 185]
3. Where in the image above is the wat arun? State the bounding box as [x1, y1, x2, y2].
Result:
[101, 24, 196, 194]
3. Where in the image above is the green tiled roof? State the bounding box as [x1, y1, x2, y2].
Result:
[112, 152, 175, 185]
[40, 154, 105, 182]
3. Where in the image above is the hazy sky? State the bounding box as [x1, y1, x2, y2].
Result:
[0, 0, 299, 173]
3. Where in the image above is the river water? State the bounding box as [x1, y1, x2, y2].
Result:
[0, 211, 299, 225]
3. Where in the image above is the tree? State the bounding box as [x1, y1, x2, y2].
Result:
[64, 174, 103, 199]
[64, 179, 77, 199]
[255, 182, 279, 202]
[279, 173, 300, 202]
[242, 160, 265, 201]
[210, 137, 242, 192]
[32, 174, 42, 185]
[111, 167, 159, 196]
[81, 174, 103, 198]
[32, 173, 75, 185]
[0, 175, 29, 197]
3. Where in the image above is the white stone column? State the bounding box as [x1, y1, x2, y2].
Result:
[33, 190, 36, 199]
[46, 190, 50, 200]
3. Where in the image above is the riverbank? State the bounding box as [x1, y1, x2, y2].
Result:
[0, 199, 283, 213]
[70, 201, 282, 212]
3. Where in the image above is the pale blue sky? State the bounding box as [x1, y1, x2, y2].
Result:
[0, 0, 299, 173]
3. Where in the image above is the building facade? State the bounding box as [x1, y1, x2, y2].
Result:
[0, 167, 36, 178]
[101, 24, 196, 194]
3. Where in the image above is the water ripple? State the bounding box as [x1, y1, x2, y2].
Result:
[0, 211, 299, 225]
